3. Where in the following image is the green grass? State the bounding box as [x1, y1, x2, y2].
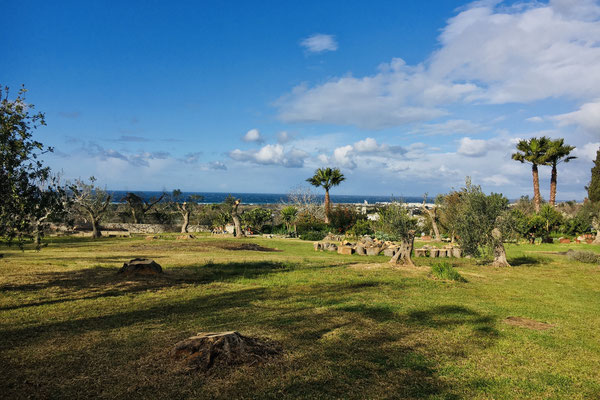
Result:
[1, 235, 600, 399]
[430, 261, 467, 282]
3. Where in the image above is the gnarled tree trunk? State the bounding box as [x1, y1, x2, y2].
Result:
[232, 199, 245, 238]
[91, 217, 102, 239]
[421, 201, 441, 241]
[491, 228, 510, 267]
[389, 230, 415, 266]
[592, 218, 600, 244]
[532, 164, 541, 213]
[178, 202, 190, 233]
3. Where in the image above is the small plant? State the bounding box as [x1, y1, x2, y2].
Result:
[299, 231, 327, 241]
[431, 262, 466, 282]
[566, 250, 600, 264]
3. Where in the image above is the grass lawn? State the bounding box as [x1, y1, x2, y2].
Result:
[1, 235, 599, 399]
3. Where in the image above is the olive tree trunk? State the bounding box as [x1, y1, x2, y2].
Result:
[491, 228, 510, 267]
[91, 217, 102, 239]
[232, 199, 245, 238]
[389, 230, 415, 266]
[421, 202, 441, 241]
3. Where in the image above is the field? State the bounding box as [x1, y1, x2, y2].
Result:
[1, 235, 599, 399]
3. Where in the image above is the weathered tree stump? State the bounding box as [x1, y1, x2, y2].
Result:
[118, 258, 163, 275]
[429, 248, 440, 258]
[389, 231, 415, 266]
[452, 248, 462, 258]
[355, 245, 366, 255]
[491, 228, 510, 267]
[171, 331, 281, 371]
[414, 248, 428, 257]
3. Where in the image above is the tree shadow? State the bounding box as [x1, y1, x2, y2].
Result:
[508, 255, 546, 267]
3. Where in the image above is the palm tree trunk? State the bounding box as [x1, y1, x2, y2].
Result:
[324, 190, 331, 223]
[550, 162, 557, 206]
[532, 164, 541, 213]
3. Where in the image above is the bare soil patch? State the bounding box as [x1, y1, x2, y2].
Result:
[504, 316, 555, 330]
[210, 242, 281, 252]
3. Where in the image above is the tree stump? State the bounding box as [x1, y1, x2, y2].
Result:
[429, 248, 440, 258]
[171, 331, 281, 371]
[118, 258, 163, 275]
[355, 245, 366, 255]
[491, 228, 510, 267]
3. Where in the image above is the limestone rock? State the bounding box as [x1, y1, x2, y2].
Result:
[338, 246, 354, 255]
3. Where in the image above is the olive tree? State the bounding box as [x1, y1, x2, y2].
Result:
[0, 86, 69, 247]
[69, 177, 112, 239]
[375, 202, 418, 266]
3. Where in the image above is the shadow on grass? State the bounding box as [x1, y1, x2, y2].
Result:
[0, 261, 290, 311]
[509, 255, 544, 266]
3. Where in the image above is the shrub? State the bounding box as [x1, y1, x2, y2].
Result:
[431, 262, 466, 282]
[348, 219, 373, 238]
[566, 250, 600, 264]
[299, 231, 327, 241]
[327, 206, 358, 233]
[296, 212, 327, 234]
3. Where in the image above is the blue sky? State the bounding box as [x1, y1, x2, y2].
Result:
[3, 0, 600, 199]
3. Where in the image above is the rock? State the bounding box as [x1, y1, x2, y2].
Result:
[366, 246, 382, 256]
[177, 234, 195, 240]
[327, 243, 338, 251]
[342, 241, 353, 246]
[145, 235, 158, 240]
[429, 248, 440, 258]
[438, 249, 448, 257]
[118, 258, 163, 275]
[414, 248, 428, 257]
[452, 248, 462, 258]
[314, 242, 322, 251]
[421, 235, 432, 241]
[383, 248, 397, 257]
[355, 245, 366, 255]
[171, 331, 282, 371]
[337, 246, 354, 255]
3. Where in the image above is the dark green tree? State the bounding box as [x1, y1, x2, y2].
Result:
[544, 138, 576, 206]
[586, 149, 600, 203]
[0, 85, 63, 247]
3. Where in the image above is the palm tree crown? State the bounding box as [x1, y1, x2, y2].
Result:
[511, 136, 551, 212]
[306, 167, 345, 191]
[544, 138, 576, 205]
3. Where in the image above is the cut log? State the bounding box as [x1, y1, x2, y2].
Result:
[171, 331, 281, 371]
[389, 231, 415, 266]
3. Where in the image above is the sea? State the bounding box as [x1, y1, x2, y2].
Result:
[107, 191, 431, 205]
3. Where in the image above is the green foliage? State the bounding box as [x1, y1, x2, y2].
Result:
[348, 219, 373, 238]
[375, 203, 417, 241]
[566, 250, 600, 264]
[280, 206, 298, 232]
[295, 212, 327, 234]
[454, 180, 509, 257]
[511, 136, 551, 166]
[587, 149, 600, 203]
[327, 205, 358, 233]
[430, 262, 466, 282]
[299, 231, 327, 241]
[0, 85, 65, 247]
[241, 207, 272, 233]
[306, 167, 345, 191]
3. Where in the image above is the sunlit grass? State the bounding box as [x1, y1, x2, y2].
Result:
[1, 235, 599, 399]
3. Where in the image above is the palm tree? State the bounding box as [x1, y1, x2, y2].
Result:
[306, 167, 345, 223]
[544, 139, 576, 206]
[512, 137, 550, 213]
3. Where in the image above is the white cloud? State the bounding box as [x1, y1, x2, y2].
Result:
[300, 34, 338, 53]
[552, 101, 600, 136]
[229, 144, 308, 168]
[574, 142, 600, 161]
[526, 116, 544, 123]
[242, 128, 264, 143]
[278, 1, 600, 129]
[457, 137, 489, 157]
[411, 119, 485, 136]
[277, 131, 294, 144]
[332, 145, 356, 169]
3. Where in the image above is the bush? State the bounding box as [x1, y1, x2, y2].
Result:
[566, 250, 600, 264]
[299, 231, 327, 241]
[348, 219, 373, 238]
[296, 212, 327, 234]
[430, 262, 466, 282]
[327, 206, 358, 233]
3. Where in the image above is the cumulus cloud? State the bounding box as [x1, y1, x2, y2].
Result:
[277, 131, 294, 144]
[229, 144, 308, 168]
[242, 128, 264, 143]
[278, 1, 600, 129]
[573, 142, 600, 161]
[552, 101, 600, 136]
[327, 137, 407, 169]
[457, 137, 490, 157]
[300, 34, 338, 53]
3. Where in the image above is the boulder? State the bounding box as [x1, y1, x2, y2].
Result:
[438, 249, 448, 257]
[366, 246, 382, 256]
[145, 235, 158, 240]
[452, 248, 462, 258]
[313, 242, 322, 251]
[415, 248, 428, 257]
[338, 246, 354, 255]
[327, 243, 338, 251]
[383, 248, 397, 257]
[171, 331, 281, 371]
[118, 258, 163, 275]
